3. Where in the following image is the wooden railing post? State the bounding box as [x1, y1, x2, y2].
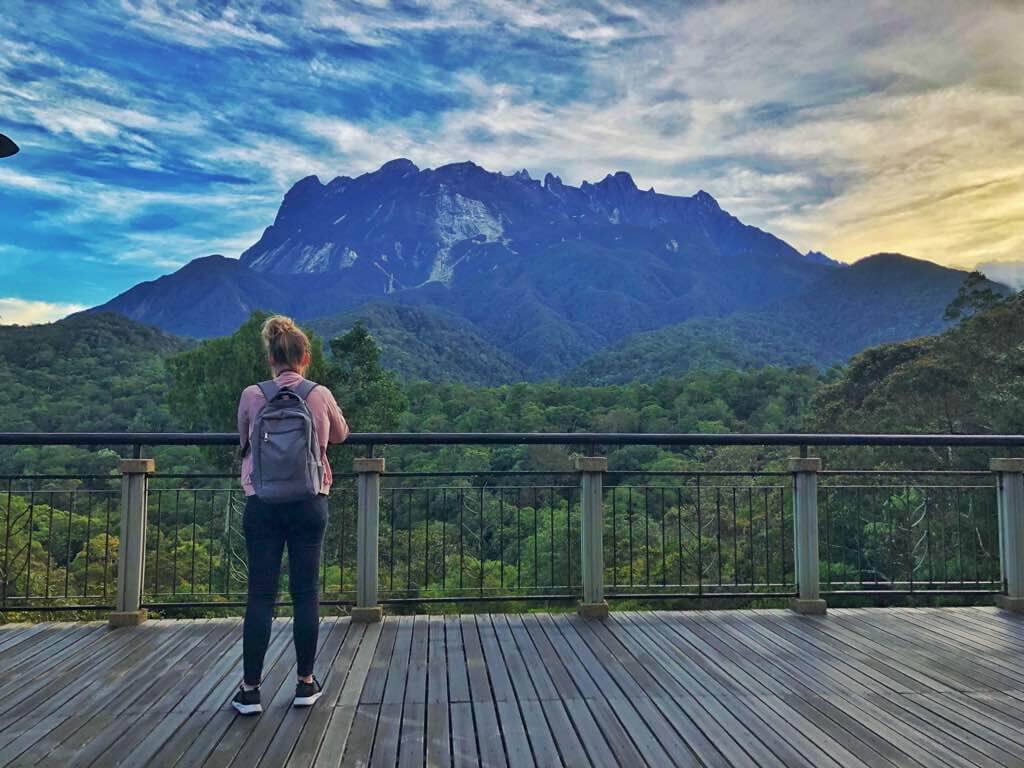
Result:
[790, 457, 826, 615]
[109, 458, 154, 627]
[352, 457, 385, 622]
[992, 459, 1024, 613]
[576, 456, 609, 618]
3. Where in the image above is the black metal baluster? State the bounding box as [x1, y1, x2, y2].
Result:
[152, 491, 162, 595]
[549, 486, 555, 589]
[696, 477, 703, 597]
[83, 490, 94, 598]
[172, 490, 181, 595]
[45, 491, 54, 599]
[2, 479, 13, 609]
[482, 486, 487, 596]
[533, 487, 538, 590]
[825, 487, 832, 588]
[748, 487, 754, 589]
[190, 491, 199, 598]
[408, 488, 414, 593]
[26, 490, 35, 600]
[661, 487, 667, 588]
[425, 489, 431, 592]
[65, 491, 75, 598]
[390, 488, 397, 592]
[460, 488, 466, 591]
[628, 487, 634, 588]
[715, 487, 722, 587]
[677, 486, 683, 587]
[103, 493, 112, 599]
[612, 488, 618, 590]
[644, 486, 650, 587]
[209, 491, 216, 596]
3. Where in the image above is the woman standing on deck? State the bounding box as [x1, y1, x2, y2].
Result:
[232, 315, 349, 715]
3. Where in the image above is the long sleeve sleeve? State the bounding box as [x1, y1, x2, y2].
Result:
[326, 390, 350, 444]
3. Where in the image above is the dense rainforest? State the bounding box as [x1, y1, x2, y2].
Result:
[0, 279, 1017, 613]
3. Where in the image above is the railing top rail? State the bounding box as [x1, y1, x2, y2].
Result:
[3, 431, 1024, 447]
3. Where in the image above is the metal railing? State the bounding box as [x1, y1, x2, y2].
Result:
[820, 471, 1001, 593]
[3, 432, 1024, 620]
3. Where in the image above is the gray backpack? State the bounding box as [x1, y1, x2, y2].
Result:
[247, 379, 325, 502]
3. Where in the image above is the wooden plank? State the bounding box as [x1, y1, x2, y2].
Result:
[0, 713, 67, 766]
[258, 618, 353, 768]
[340, 704, 379, 768]
[517, 699, 564, 768]
[444, 616, 471, 704]
[196, 618, 303, 768]
[371, 616, 414, 767]
[460, 615, 492, 703]
[397, 616, 429, 768]
[508, 615, 572, 700]
[863, 692, 1008, 768]
[525, 614, 598, 699]
[450, 702, 479, 768]
[313, 621, 383, 768]
[7, 715, 90, 768]
[144, 711, 215, 768]
[608, 613, 787, 768]
[551, 615, 676, 767]
[287, 620, 365, 767]
[359, 616, 398, 705]
[425, 703, 451, 768]
[424, 616, 450, 768]
[223, 618, 343, 768]
[477, 616, 533, 766]
[830, 610, 1017, 692]
[645, 612, 864, 768]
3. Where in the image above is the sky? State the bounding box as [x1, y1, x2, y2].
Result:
[1, 0, 1023, 324]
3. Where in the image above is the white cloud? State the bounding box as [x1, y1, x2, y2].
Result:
[0, 298, 87, 325]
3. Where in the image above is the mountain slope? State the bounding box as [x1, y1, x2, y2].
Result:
[809, 290, 1024, 434]
[93, 159, 833, 371]
[0, 313, 186, 433]
[307, 303, 525, 385]
[566, 254, 1005, 384]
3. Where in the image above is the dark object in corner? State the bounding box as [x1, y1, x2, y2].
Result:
[0, 133, 19, 158]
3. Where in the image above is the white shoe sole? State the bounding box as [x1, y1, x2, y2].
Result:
[232, 701, 262, 715]
[293, 691, 323, 707]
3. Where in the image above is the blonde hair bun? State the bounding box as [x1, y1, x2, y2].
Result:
[261, 314, 311, 370]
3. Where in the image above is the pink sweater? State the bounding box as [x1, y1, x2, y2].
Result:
[237, 371, 350, 496]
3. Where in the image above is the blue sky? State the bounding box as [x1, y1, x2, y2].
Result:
[2, 0, 1023, 323]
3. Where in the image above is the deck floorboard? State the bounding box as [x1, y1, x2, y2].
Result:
[2, 607, 1024, 766]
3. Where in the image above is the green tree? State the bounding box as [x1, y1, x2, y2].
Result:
[943, 271, 1003, 321]
[327, 322, 407, 431]
[167, 311, 332, 431]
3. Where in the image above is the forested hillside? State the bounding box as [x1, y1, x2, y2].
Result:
[568, 254, 1005, 384]
[307, 303, 525, 385]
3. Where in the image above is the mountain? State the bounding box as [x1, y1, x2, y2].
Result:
[92, 159, 832, 371]
[307, 303, 525, 385]
[809, 290, 1024, 435]
[0, 313, 186, 435]
[565, 254, 1007, 384]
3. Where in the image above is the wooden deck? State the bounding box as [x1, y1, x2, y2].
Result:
[1, 608, 1024, 767]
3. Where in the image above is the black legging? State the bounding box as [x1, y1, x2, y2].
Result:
[242, 494, 327, 685]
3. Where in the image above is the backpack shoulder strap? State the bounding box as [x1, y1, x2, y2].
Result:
[293, 379, 319, 401]
[256, 380, 281, 403]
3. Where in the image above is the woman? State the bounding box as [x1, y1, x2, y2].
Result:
[232, 315, 349, 715]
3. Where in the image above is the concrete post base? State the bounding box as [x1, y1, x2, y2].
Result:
[995, 595, 1024, 613]
[789, 598, 827, 615]
[108, 609, 148, 628]
[577, 601, 609, 619]
[350, 606, 383, 623]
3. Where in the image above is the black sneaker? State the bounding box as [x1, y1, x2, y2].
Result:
[232, 685, 262, 715]
[294, 676, 323, 707]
